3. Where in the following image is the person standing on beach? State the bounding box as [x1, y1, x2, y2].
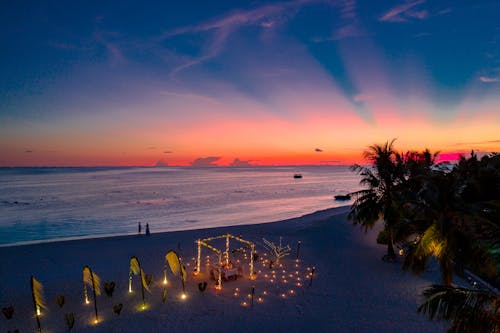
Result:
[138, 222, 142, 234]
[146, 223, 150, 236]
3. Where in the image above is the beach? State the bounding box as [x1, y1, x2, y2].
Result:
[0, 206, 444, 332]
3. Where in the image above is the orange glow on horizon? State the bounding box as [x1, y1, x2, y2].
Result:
[1, 99, 499, 167]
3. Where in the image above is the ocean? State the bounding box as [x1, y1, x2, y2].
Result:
[0, 166, 361, 246]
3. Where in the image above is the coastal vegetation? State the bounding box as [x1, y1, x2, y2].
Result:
[349, 140, 500, 333]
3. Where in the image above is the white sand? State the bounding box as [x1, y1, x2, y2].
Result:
[0, 207, 444, 332]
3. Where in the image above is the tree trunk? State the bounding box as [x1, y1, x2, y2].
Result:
[440, 257, 453, 286]
[387, 229, 396, 261]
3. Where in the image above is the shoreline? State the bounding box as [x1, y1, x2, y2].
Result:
[0, 205, 443, 333]
[0, 205, 351, 248]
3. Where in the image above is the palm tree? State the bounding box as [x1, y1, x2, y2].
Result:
[349, 139, 405, 260]
[418, 284, 500, 333]
[404, 153, 499, 285]
[402, 168, 492, 285]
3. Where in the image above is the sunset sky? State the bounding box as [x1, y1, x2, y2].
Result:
[1, 0, 499, 166]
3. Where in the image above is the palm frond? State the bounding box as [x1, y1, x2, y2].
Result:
[348, 189, 381, 231]
[166, 250, 181, 276]
[31, 276, 46, 310]
[83, 266, 101, 296]
[130, 257, 150, 292]
[403, 224, 445, 277]
[418, 224, 445, 258]
[418, 284, 500, 333]
[130, 257, 141, 275]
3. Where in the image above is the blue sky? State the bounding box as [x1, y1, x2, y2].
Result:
[0, 0, 499, 166]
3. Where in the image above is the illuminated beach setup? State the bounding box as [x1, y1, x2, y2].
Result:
[195, 233, 255, 289]
[0, 207, 447, 332]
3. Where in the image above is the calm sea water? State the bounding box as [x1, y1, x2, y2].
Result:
[0, 166, 360, 246]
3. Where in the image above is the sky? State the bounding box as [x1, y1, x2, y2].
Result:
[0, 0, 499, 166]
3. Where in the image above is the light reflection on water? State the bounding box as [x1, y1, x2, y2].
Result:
[0, 166, 360, 245]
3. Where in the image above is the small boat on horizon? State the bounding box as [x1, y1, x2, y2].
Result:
[293, 174, 302, 179]
[334, 194, 351, 201]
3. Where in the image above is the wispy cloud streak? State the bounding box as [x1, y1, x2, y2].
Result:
[379, 0, 426, 22]
[155, 0, 335, 76]
[479, 76, 500, 83]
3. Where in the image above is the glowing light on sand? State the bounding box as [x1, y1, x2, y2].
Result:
[136, 303, 150, 312]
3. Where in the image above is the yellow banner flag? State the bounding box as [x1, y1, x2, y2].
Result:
[166, 250, 181, 276]
[31, 276, 46, 310]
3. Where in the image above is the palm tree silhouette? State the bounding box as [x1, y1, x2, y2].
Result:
[349, 139, 405, 261]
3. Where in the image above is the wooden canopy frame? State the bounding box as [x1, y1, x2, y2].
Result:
[195, 233, 255, 289]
